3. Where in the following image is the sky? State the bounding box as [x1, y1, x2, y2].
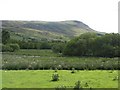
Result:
[0, 0, 119, 33]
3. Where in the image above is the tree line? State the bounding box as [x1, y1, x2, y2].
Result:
[2, 30, 120, 57]
[62, 33, 120, 57]
[1, 30, 65, 51]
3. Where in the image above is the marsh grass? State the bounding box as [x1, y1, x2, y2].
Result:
[2, 50, 119, 70]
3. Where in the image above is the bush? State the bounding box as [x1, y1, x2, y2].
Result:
[74, 81, 82, 89]
[71, 68, 75, 73]
[2, 30, 10, 44]
[54, 68, 58, 72]
[52, 73, 59, 81]
[2, 44, 13, 52]
[113, 76, 118, 81]
[63, 33, 120, 57]
[9, 44, 20, 51]
[2, 44, 20, 52]
[40, 42, 51, 49]
[52, 43, 65, 53]
[84, 82, 89, 87]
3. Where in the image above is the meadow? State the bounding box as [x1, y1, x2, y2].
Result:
[2, 49, 119, 70]
[2, 49, 119, 89]
[2, 70, 118, 88]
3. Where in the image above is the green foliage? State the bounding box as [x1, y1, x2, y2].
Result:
[71, 68, 75, 73]
[2, 30, 10, 44]
[9, 44, 20, 52]
[63, 38, 78, 56]
[2, 49, 119, 70]
[112, 76, 118, 81]
[2, 20, 96, 43]
[2, 49, 120, 70]
[84, 82, 89, 87]
[92, 33, 120, 57]
[52, 73, 59, 81]
[2, 44, 20, 52]
[52, 43, 65, 53]
[63, 33, 97, 56]
[18, 40, 52, 49]
[40, 42, 51, 49]
[74, 81, 82, 89]
[2, 70, 118, 88]
[63, 33, 120, 57]
[55, 68, 58, 72]
[2, 44, 13, 52]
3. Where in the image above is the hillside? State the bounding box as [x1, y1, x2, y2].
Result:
[2, 20, 98, 41]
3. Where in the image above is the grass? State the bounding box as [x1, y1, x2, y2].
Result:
[9, 26, 69, 41]
[7, 20, 89, 41]
[4, 49, 59, 56]
[2, 49, 119, 88]
[2, 70, 118, 88]
[2, 49, 119, 70]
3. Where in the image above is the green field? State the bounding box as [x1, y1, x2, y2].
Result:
[2, 21, 120, 89]
[2, 49, 119, 89]
[2, 70, 118, 88]
[2, 49, 119, 70]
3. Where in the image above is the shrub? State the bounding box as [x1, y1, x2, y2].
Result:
[71, 68, 75, 73]
[74, 80, 82, 89]
[2, 44, 20, 52]
[9, 44, 20, 51]
[54, 68, 58, 72]
[2, 30, 10, 44]
[2, 44, 13, 52]
[52, 73, 59, 81]
[40, 42, 51, 49]
[84, 82, 89, 87]
[52, 43, 64, 53]
[113, 76, 118, 81]
[63, 33, 120, 58]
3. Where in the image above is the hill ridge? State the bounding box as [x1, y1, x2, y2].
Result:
[2, 20, 98, 41]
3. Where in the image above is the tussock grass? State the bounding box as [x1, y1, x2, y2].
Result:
[2, 50, 119, 70]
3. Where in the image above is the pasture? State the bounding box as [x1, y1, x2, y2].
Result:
[2, 70, 118, 88]
[2, 49, 119, 70]
[1, 49, 119, 88]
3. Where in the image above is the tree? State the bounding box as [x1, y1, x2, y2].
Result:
[2, 44, 20, 52]
[63, 33, 120, 57]
[63, 33, 97, 56]
[52, 43, 65, 53]
[63, 37, 78, 56]
[40, 42, 51, 49]
[9, 44, 20, 52]
[2, 30, 10, 44]
[91, 33, 120, 57]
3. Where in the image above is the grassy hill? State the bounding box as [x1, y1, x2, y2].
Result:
[2, 20, 98, 41]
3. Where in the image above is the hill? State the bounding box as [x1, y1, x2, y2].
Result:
[2, 20, 99, 41]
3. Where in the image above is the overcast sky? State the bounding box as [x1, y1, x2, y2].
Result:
[0, 0, 119, 33]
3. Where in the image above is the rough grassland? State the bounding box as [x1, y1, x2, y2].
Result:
[2, 70, 118, 88]
[2, 49, 119, 70]
[2, 49, 119, 88]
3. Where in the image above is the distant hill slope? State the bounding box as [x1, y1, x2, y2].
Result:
[2, 20, 99, 41]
